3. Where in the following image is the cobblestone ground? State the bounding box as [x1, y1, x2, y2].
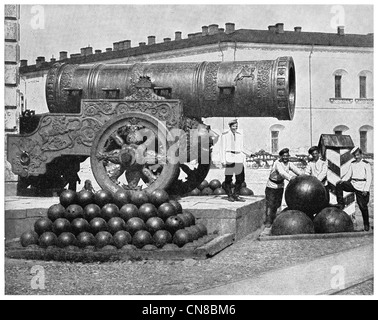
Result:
[5, 235, 373, 295]
[333, 279, 374, 295]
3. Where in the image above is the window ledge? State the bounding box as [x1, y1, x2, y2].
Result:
[355, 98, 374, 104]
[329, 98, 354, 104]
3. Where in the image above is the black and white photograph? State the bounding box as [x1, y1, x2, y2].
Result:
[2, 2, 375, 300]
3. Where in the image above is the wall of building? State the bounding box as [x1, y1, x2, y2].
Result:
[5, 4, 21, 185]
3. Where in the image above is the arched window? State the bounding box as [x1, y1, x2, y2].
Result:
[333, 125, 349, 135]
[358, 70, 373, 99]
[359, 125, 373, 153]
[270, 124, 285, 154]
[333, 69, 348, 98]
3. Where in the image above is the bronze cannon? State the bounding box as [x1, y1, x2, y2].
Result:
[7, 57, 295, 196]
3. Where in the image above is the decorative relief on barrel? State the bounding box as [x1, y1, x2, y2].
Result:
[256, 61, 272, 99]
[204, 62, 221, 101]
[58, 64, 77, 108]
[45, 63, 62, 113]
[276, 57, 289, 105]
[234, 65, 256, 83]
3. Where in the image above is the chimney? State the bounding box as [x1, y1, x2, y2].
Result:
[113, 42, 119, 51]
[148, 36, 156, 45]
[124, 40, 131, 49]
[20, 59, 28, 67]
[95, 49, 102, 54]
[219, 28, 225, 33]
[85, 47, 93, 55]
[294, 26, 302, 33]
[80, 47, 86, 56]
[36, 56, 45, 68]
[208, 24, 219, 35]
[70, 53, 81, 58]
[106, 48, 112, 52]
[50, 57, 56, 63]
[163, 37, 171, 43]
[202, 26, 208, 36]
[175, 31, 182, 40]
[139, 42, 146, 46]
[275, 23, 284, 34]
[337, 26, 345, 35]
[225, 22, 235, 34]
[59, 51, 68, 60]
[268, 25, 276, 32]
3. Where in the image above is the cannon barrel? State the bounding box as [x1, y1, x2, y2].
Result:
[46, 57, 295, 120]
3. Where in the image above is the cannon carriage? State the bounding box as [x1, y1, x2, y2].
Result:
[7, 57, 295, 196]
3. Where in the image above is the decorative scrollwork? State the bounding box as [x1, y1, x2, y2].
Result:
[10, 137, 48, 177]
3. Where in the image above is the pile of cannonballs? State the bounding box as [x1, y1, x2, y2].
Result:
[20, 188, 208, 251]
[271, 175, 354, 236]
[187, 179, 254, 197]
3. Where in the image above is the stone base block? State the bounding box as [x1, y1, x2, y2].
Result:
[180, 195, 266, 241]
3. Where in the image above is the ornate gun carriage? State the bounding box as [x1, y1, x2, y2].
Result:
[7, 57, 295, 196]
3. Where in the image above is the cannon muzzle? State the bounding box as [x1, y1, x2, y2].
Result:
[46, 57, 295, 120]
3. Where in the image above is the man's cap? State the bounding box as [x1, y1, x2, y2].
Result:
[279, 148, 290, 156]
[228, 119, 238, 126]
[308, 146, 319, 154]
[351, 146, 361, 154]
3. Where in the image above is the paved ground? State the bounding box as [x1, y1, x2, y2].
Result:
[333, 279, 374, 295]
[5, 234, 373, 295]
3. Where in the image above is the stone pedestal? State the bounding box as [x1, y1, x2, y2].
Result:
[180, 196, 266, 241]
[5, 196, 59, 240]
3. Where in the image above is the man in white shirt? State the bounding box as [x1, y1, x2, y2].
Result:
[220, 119, 252, 202]
[264, 148, 303, 230]
[305, 146, 329, 203]
[336, 147, 372, 231]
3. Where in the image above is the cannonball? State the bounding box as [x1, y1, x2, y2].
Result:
[271, 210, 315, 236]
[313, 207, 354, 234]
[285, 175, 328, 218]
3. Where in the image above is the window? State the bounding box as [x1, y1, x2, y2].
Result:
[360, 76, 367, 99]
[333, 125, 349, 136]
[271, 131, 279, 154]
[335, 75, 342, 98]
[360, 131, 367, 153]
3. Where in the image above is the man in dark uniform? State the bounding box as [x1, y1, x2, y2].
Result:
[220, 119, 252, 202]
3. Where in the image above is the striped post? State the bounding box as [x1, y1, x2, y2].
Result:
[326, 148, 356, 216]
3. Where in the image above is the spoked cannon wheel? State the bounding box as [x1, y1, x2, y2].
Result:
[90, 113, 179, 195]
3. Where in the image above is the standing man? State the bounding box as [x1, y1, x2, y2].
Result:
[335, 147, 372, 231]
[220, 119, 252, 202]
[305, 146, 329, 203]
[263, 148, 303, 234]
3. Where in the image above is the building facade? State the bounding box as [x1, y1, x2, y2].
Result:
[16, 22, 374, 164]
